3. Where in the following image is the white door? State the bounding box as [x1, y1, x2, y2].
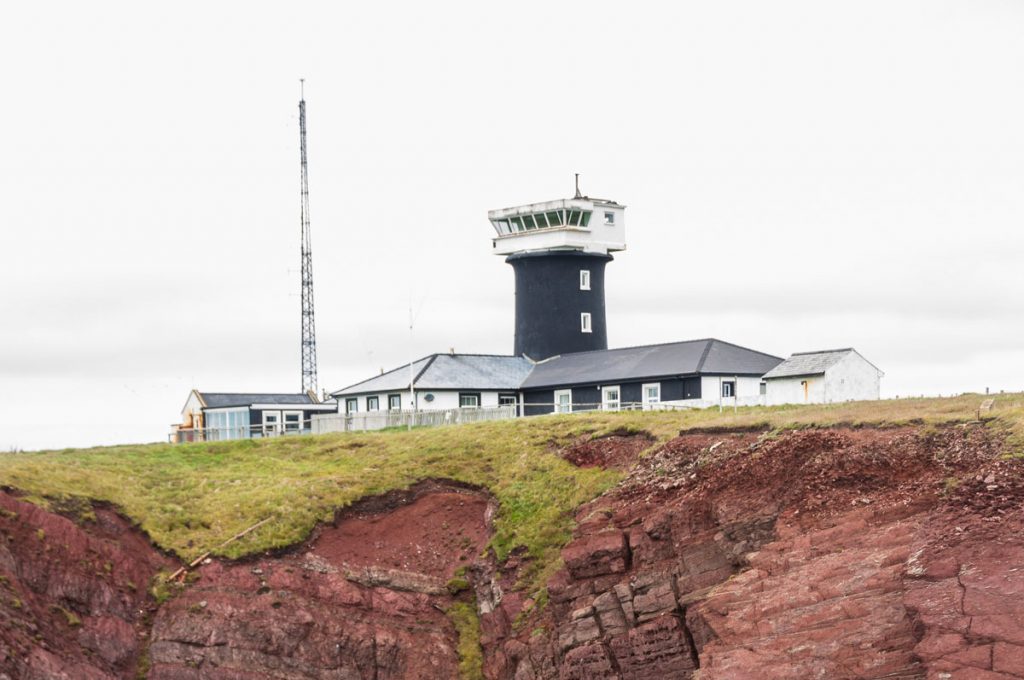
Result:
[602, 386, 620, 411]
[642, 383, 661, 410]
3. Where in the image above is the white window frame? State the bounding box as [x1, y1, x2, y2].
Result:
[721, 380, 735, 398]
[554, 389, 573, 414]
[366, 395, 379, 411]
[642, 383, 661, 409]
[580, 270, 591, 291]
[283, 410, 303, 433]
[345, 398, 358, 414]
[603, 211, 615, 225]
[388, 394, 401, 411]
[459, 393, 480, 409]
[581, 312, 592, 333]
[602, 386, 621, 412]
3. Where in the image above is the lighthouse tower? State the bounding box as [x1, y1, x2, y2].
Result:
[489, 184, 626, 361]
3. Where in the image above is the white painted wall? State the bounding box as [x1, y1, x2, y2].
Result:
[699, 376, 765, 408]
[765, 351, 882, 405]
[180, 391, 204, 427]
[342, 390, 517, 413]
[490, 199, 626, 255]
[764, 376, 825, 405]
[823, 351, 882, 402]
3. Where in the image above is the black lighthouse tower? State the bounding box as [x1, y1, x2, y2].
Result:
[488, 188, 626, 361]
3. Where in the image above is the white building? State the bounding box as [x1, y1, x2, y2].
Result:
[762, 349, 883, 405]
[328, 353, 534, 429]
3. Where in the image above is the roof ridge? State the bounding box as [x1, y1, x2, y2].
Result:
[329, 354, 438, 395]
[554, 337, 714, 360]
[695, 339, 714, 373]
[707, 338, 786, 362]
[433, 352, 522, 358]
[790, 348, 854, 356]
[198, 391, 309, 396]
[412, 354, 439, 386]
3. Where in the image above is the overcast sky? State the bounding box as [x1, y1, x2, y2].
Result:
[2, 1, 1022, 451]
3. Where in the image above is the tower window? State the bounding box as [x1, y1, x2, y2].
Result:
[580, 270, 591, 290]
[581, 313, 592, 333]
[604, 211, 615, 225]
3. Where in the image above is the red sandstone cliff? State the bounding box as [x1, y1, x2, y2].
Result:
[2, 424, 1023, 679]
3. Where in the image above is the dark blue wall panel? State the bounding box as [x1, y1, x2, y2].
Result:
[507, 251, 612, 361]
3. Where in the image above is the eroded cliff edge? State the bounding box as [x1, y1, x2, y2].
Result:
[2, 424, 1023, 679]
[486, 425, 1024, 680]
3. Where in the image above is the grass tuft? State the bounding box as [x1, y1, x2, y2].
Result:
[447, 601, 483, 680]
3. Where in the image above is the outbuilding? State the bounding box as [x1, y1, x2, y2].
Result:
[761, 348, 883, 405]
[173, 390, 336, 442]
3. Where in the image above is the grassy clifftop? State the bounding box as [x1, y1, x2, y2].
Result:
[1, 393, 1021, 590]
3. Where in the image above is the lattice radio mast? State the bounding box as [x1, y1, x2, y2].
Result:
[298, 79, 318, 393]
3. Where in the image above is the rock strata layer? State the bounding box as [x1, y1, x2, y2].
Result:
[484, 426, 1024, 680]
[3, 425, 1024, 680]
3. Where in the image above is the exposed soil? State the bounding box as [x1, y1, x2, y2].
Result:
[315, 488, 491, 579]
[0, 491, 174, 680]
[560, 432, 655, 470]
[148, 481, 493, 679]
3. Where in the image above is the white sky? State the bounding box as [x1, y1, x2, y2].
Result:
[2, 1, 1022, 451]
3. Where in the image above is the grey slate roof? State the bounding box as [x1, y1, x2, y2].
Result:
[520, 339, 783, 390]
[199, 392, 316, 409]
[332, 354, 535, 396]
[761, 349, 855, 380]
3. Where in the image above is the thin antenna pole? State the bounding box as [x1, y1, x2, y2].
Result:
[299, 80, 318, 393]
[574, 173, 582, 199]
[408, 300, 415, 431]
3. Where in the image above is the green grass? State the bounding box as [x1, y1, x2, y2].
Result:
[448, 601, 484, 680]
[0, 392, 1021, 595]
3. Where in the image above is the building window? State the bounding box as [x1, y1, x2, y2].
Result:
[721, 381, 735, 398]
[642, 383, 661, 407]
[602, 386, 621, 411]
[284, 411, 302, 432]
[366, 396, 379, 411]
[206, 409, 250, 440]
[345, 398, 358, 414]
[498, 393, 517, 407]
[554, 389, 572, 413]
[388, 394, 401, 411]
[580, 270, 591, 290]
[759, 382, 767, 396]
[581, 312, 592, 333]
[459, 393, 480, 409]
[604, 211, 615, 225]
